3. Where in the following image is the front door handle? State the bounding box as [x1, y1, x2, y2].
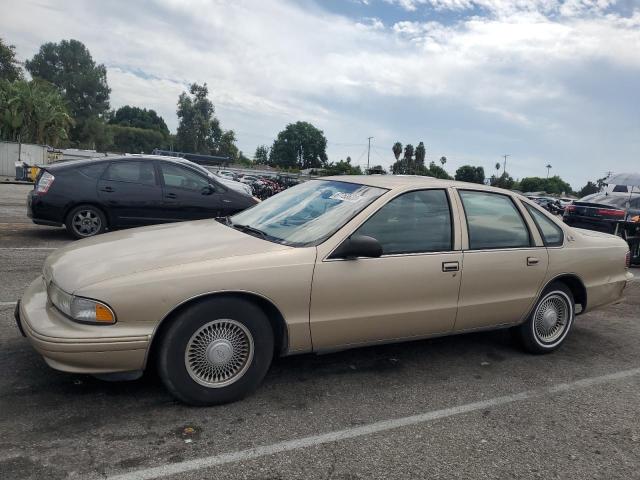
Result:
[442, 261, 459, 272]
[165, 193, 177, 199]
[100, 186, 114, 193]
[527, 257, 539, 266]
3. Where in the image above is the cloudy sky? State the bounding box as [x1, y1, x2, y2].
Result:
[2, 0, 639, 189]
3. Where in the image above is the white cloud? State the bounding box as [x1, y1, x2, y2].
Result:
[385, 0, 619, 17]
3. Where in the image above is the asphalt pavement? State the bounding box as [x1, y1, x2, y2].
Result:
[1, 183, 639, 480]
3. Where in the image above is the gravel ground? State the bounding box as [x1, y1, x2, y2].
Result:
[1, 183, 639, 480]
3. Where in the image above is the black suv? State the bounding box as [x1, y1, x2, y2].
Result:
[28, 156, 257, 238]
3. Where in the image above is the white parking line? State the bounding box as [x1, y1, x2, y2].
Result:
[0, 301, 17, 307]
[0, 247, 57, 250]
[107, 366, 640, 480]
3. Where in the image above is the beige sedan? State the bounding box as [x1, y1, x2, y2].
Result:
[16, 176, 633, 405]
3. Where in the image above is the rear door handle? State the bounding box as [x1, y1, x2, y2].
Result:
[527, 257, 539, 266]
[442, 261, 459, 272]
[100, 186, 114, 193]
[165, 193, 177, 199]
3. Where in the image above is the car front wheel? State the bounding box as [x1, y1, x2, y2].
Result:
[515, 282, 575, 354]
[157, 297, 274, 405]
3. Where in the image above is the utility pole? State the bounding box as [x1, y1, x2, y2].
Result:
[502, 154, 510, 175]
[367, 137, 373, 174]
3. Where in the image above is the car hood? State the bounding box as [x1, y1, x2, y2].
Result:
[44, 220, 290, 293]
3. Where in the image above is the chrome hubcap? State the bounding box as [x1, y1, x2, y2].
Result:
[185, 319, 254, 388]
[534, 293, 570, 344]
[72, 210, 101, 236]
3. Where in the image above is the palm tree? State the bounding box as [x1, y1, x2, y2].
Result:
[0, 79, 72, 147]
[403, 144, 414, 174]
[392, 142, 402, 160]
[440, 156, 446, 166]
[495, 162, 501, 172]
[546, 163, 552, 179]
[415, 142, 426, 169]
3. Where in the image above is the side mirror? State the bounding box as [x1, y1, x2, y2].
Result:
[202, 184, 214, 195]
[331, 235, 383, 259]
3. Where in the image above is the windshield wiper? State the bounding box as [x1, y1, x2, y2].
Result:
[232, 223, 268, 239]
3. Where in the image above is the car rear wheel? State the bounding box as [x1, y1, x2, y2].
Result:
[157, 297, 274, 405]
[65, 205, 107, 239]
[514, 282, 575, 354]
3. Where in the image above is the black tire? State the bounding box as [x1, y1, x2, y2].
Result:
[514, 282, 575, 354]
[65, 204, 107, 239]
[157, 297, 274, 406]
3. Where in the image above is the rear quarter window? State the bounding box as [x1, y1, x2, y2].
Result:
[524, 204, 564, 247]
[78, 163, 108, 179]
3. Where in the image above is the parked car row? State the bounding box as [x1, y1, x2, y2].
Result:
[526, 196, 567, 215]
[218, 171, 301, 200]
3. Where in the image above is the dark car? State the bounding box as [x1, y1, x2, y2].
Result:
[28, 156, 257, 238]
[563, 194, 640, 234]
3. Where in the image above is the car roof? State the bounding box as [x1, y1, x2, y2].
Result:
[319, 175, 514, 195]
[44, 155, 202, 171]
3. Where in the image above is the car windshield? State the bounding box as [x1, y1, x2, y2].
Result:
[229, 179, 387, 246]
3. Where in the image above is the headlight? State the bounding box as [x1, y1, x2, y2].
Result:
[47, 282, 116, 324]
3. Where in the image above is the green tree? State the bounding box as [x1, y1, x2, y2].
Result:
[217, 130, 238, 159]
[176, 83, 215, 154]
[415, 142, 426, 169]
[392, 142, 402, 160]
[109, 105, 169, 136]
[520, 176, 573, 195]
[107, 125, 166, 153]
[236, 150, 253, 166]
[0, 79, 73, 146]
[322, 156, 362, 175]
[519, 177, 545, 193]
[268, 121, 328, 169]
[367, 165, 387, 175]
[490, 172, 515, 189]
[578, 181, 599, 198]
[455, 165, 485, 184]
[0, 38, 23, 82]
[425, 161, 452, 179]
[254, 145, 269, 164]
[25, 39, 110, 147]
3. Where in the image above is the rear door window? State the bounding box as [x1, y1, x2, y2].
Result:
[459, 190, 530, 250]
[103, 161, 156, 185]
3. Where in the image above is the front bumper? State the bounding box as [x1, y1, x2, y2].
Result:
[17, 277, 152, 374]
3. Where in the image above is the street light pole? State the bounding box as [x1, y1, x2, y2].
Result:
[367, 136, 373, 174]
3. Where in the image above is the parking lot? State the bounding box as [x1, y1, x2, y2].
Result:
[1, 182, 639, 480]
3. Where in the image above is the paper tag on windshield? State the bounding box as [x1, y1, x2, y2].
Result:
[330, 192, 363, 202]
